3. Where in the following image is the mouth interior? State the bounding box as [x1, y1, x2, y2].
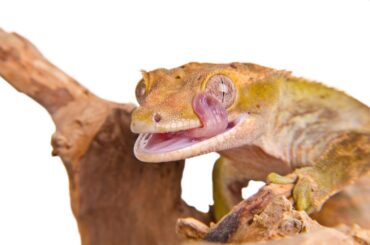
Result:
[137, 92, 242, 154]
[138, 119, 240, 153]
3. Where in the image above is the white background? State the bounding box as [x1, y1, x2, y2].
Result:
[1, 0, 369, 244]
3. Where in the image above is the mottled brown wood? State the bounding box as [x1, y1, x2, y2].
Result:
[0, 28, 209, 245]
[178, 179, 370, 244]
[182, 196, 370, 245]
[189, 183, 293, 243]
[184, 228, 360, 245]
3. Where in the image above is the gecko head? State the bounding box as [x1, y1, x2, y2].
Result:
[131, 62, 286, 162]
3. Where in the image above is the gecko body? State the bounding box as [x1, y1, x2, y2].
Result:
[131, 62, 370, 220]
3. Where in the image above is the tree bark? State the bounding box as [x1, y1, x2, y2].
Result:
[180, 189, 370, 245]
[0, 28, 210, 245]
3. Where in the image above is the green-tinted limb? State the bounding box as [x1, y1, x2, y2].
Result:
[312, 174, 370, 228]
[212, 157, 250, 221]
[267, 132, 370, 213]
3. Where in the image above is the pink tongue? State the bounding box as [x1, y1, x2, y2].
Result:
[186, 92, 228, 139]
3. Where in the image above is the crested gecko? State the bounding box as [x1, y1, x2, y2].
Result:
[130, 62, 370, 220]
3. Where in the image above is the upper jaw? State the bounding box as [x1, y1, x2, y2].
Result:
[130, 112, 241, 134]
[130, 118, 201, 134]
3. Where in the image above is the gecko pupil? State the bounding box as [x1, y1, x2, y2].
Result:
[219, 79, 228, 102]
[206, 74, 236, 108]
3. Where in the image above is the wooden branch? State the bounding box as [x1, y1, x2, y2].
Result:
[181, 188, 370, 244]
[184, 227, 370, 245]
[0, 28, 210, 245]
[177, 183, 293, 243]
[0, 29, 90, 114]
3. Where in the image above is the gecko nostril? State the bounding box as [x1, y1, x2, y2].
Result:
[153, 113, 162, 123]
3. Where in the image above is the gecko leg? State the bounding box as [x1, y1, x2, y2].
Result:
[267, 132, 370, 213]
[311, 174, 370, 228]
[212, 157, 250, 221]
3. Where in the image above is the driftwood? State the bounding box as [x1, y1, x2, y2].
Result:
[0, 29, 209, 245]
[179, 181, 370, 244]
[1, 29, 370, 245]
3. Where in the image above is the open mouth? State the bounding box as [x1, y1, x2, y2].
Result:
[135, 113, 247, 155]
[133, 92, 250, 162]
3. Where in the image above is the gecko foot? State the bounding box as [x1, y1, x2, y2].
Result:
[267, 167, 331, 213]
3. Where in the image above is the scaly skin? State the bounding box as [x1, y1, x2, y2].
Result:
[130, 62, 370, 220]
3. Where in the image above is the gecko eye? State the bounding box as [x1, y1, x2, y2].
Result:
[135, 79, 147, 105]
[205, 74, 236, 108]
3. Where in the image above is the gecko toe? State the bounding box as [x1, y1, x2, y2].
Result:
[267, 172, 297, 184]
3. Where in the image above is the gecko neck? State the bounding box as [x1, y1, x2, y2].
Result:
[255, 76, 370, 168]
